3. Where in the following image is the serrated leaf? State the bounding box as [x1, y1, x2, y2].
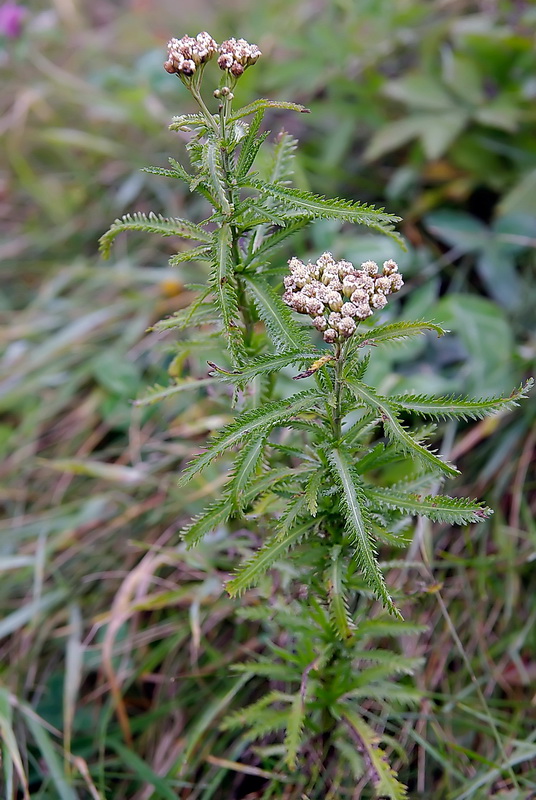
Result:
[326, 545, 353, 639]
[245, 218, 310, 267]
[228, 431, 268, 509]
[329, 447, 399, 617]
[367, 488, 491, 523]
[178, 390, 320, 487]
[226, 518, 311, 596]
[244, 276, 310, 352]
[210, 226, 245, 365]
[168, 245, 212, 266]
[203, 141, 231, 214]
[345, 377, 459, 478]
[99, 212, 211, 258]
[236, 110, 269, 181]
[390, 379, 533, 420]
[245, 180, 403, 244]
[211, 350, 321, 385]
[182, 496, 233, 548]
[134, 377, 220, 407]
[284, 691, 307, 770]
[305, 468, 323, 516]
[229, 99, 309, 122]
[353, 320, 446, 351]
[340, 708, 409, 800]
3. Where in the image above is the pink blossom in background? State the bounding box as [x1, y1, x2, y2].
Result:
[0, 1, 26, 38]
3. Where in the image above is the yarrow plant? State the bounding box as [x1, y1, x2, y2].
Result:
[100, 32, 532, 798]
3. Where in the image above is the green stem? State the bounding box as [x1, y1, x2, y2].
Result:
[332, 341, 344, 441]
[190, 83, 219, 135]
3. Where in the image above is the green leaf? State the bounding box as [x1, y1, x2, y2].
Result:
[284, 691, 307, 770]
[326, 546, 353, 639]
[245, 180, 403, 243]
[245, 218, 310, 268]
[351, 320, 446, 355]
[384, 74, 455, 111]
[177, 390, 320, 487]
[236, 110, 269, 181]
[211, 226, 245, 365]
[340, 708, 409, 800]
[269, 131, 298, 183]
[99, 212, 211, 258]
[328, 447, 399, 616]
[345, 377, 459, 478]
[367, 488, 491, 524]
[168, 245, 212, 266]
[425, 210, 487, 253]
[244, 275, 311, 352]
[228, 431, 268, 509]
[229, 99, 310, 122]
[134, 377, 221, 407]
[22, 711, 79, 800]
[203, 141, 231, 215]
[211, 350, 322, 385]
[390, 380, 533, 421]
[226, 519, 311, 596]
[305, 468, 323, 516]
[182, 496, 233, 548]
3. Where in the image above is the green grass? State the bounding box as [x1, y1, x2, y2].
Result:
[1, 1, 535, 798]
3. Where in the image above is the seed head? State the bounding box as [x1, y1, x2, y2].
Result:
[218, 38, 261, 77]
[283, 252, 403, 344]
[165, 32, 218, 77]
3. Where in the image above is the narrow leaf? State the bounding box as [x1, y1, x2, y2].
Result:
[211, 226, 245, 365]
[226, 519, 310, 596]
[203, 141, 231, 214]
[99, 212, 210, 258]
[236, 110, 268, 180]
[353, 320, 446, 350]
[228, 432, 268, 509]
[345, 377, 459, 478]
[284, 692, 307, 770]
[244, 276, 310, 351]
[391, 379, 533, 420]
[178, 391, 320, 487]
[329, 447, 399, 617]
[168, 245, 212, 266]
[368, 488, 491, 523]
[326, 546, 354, 639]
[229, 99, 310, 122]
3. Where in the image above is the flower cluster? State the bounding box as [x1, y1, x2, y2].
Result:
[164, 33, 260, 79]
[283, 252, 403, 343]
[217, 38, 262, 76]
[164, 32, 218, 77]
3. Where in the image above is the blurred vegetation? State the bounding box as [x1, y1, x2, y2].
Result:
[0, 1, 535, 798]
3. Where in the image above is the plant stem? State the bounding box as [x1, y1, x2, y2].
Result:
[332, 341, 344, 441]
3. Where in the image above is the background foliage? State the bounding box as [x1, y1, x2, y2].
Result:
[1, 1, 535, 797]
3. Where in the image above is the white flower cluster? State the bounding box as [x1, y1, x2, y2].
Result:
[164, 34, 260, 79]
[217, 38, 262, 76]
[164, 32, 218, 76]
[283, 252, 403, 343]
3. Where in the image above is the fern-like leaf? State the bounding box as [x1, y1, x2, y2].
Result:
[235, 110, 268, 181]
[305, 468, 323, 516]
[269, 132, 298, 183]
[353, 320, 446, 351]
[226, 519, 311, 596]
[329, 447, 400, 617]
[245, 218, 310, 267]
[367, 488, 491, 523]
[284, 691, 307, 770]
[209, 350, 321, 385]
[227, 431, 268, 510]
[133, 376, 220, 407]
[99, 212, 211, 258]
[168, 245, 212, 267]
[229, 99, 310, 122]
[210, 226, 245, 365]
[340, 709, 408, 800]
[326, 546, 354, 640]
[203, 141, 232, 215]
[346, 377, 459, 478]
[182, 496, 233, 548]
[244, 276, 310, 352]
[178, 390, 320, 487]
[244, 180, 403, 243]
[391, 378, 533, 420]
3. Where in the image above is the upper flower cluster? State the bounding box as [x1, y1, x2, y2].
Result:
[283, 253, 403, 343]
[164, 33, 261, 78]
[164, 32, 218, 77]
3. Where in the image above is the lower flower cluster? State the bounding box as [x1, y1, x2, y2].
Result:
[283, 252, 403, 342]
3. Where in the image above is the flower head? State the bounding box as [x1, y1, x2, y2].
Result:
[218, 37, 261, 77]
[164, 32, 218, 77]
[0, 1, 26, 38]
[283, 252, 403, 343]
